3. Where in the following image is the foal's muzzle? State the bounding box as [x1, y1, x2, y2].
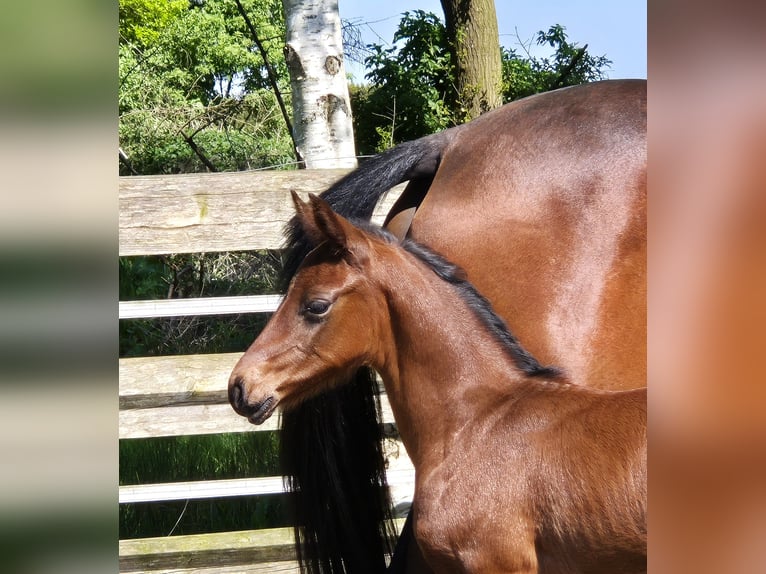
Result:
[228, 376, 276, 425]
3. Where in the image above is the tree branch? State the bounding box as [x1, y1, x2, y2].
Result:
[233, 0, 302, 166]
[551, 45, 587, 89]
[181, 131, 218, 172]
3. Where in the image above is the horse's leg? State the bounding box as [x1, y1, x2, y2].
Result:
[385, 178, 432, 241]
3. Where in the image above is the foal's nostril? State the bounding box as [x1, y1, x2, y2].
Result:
[229, 375, 245, 410]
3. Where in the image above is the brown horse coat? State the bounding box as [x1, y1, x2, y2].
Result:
[230, 196, 647, 573]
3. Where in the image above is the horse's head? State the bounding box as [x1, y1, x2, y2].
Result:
[228, 192, 390, 424]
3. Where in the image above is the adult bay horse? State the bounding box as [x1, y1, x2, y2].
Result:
[229, 195, 647, 573]
[238, 80, 646, 572]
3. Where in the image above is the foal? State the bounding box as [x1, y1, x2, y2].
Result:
[229, 194, 647, 573]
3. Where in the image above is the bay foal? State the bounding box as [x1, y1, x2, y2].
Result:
[229, 194, 647, 573]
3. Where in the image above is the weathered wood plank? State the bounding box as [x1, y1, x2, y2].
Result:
[119, 294, 283, 319]
[119, 476, 287, 503]
[119, 526, 298, 571]
[119, 354, 400, 410]
[119, 170, 404, 256]
[120, 353, 240, 409]
[143, 561, 302, 574]
[119, 518, 407, 573]
[119, 395, 400, 439]
[119, 403, 272, 438]
[119, 353, 400, 438]
[135, 561, 301, 574]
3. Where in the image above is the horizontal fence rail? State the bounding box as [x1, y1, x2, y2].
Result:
[119, 527, 302, 573]
[119, 169, 411, 573]
[119, 476, 288, 504]
[119, 294, 283, 319]
[119, 468, 416, 504]
[119, 353, 401, 438]
[119, 519, 408, 574]
[119, 169, 404, 256]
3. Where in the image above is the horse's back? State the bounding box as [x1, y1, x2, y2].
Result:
[402, 80, 647, 391]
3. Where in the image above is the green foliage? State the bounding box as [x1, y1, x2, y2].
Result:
[120, 433, 279, 489]
[352, 14, 612, 153]
[352, 11, 455, 154]
[120, 89, 294, 174]
[502, 24, 611, 101]
[119, 0, 293, 175]
[120, 0, 285, 103]
[119, 0, 188, 47]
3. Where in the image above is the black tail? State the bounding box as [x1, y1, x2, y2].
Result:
[278, 132, 449, 574]
[281, 133, 449, 280]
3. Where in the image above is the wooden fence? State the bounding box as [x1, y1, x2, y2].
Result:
[119, 169, 414, 573]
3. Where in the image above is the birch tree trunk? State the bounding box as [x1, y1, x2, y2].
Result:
[441, 0, 503, 121]
[282, 0, 357, 169]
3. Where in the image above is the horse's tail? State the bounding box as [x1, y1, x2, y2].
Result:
[279, 131, 451, 574]
[281, 131, 450, 282]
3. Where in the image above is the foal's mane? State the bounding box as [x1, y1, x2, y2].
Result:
[355, 221, 562, 379]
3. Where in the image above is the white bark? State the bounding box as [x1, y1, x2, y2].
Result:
[282, 0, 357, 169]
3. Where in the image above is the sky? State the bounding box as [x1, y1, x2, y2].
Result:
[338, 0, 646, 82]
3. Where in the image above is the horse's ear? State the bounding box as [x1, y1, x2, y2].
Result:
[291, 191, 360, 255]
[307, 193, 357, 252]
[290, 191, 342, 249]
[290, 190, 310, 229]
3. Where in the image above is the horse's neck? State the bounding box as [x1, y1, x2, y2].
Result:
[373, 256, 525, 467]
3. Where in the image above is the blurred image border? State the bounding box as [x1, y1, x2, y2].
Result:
[2, 0, 765, 571]
[0, 2, 118, 573]
[649, 0, 766, 571]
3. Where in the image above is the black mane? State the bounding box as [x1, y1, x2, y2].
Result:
[366, 226, 561, 379]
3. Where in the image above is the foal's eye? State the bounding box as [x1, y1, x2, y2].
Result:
[303, 299, 331, 320]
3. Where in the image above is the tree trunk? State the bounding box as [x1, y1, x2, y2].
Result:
[282, 0, 357, 169]
[440, 0, 503, 121]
